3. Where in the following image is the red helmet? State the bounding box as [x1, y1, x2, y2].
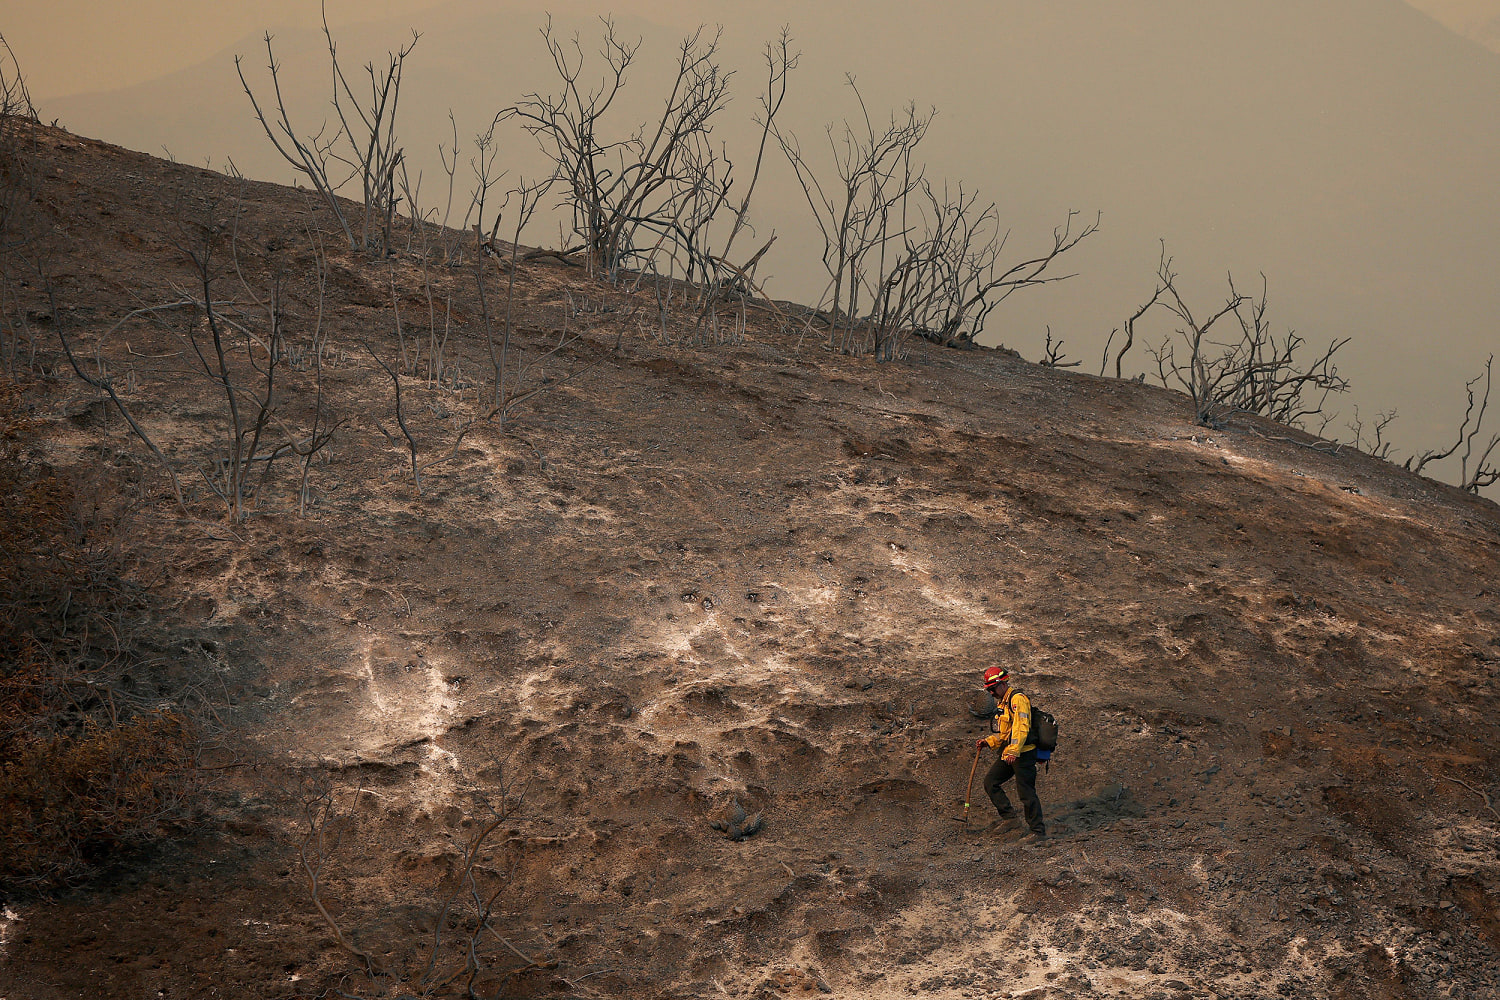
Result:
[982, 666, 1009, 691]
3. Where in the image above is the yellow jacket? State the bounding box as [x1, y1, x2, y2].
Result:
[982, 688, 1036, 757]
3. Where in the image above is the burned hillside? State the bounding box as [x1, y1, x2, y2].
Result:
[0, 123, 1498, 1000]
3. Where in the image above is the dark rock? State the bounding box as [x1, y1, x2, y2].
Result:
[709, 797, 764, 841]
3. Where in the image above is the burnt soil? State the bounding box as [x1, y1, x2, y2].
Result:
[2, 123, 1498, 1000]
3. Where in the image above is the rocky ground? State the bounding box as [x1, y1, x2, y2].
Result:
[0, 123, 1497, 999]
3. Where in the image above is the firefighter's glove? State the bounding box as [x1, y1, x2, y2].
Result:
[975, 738, 987, 749]
[1001, 750, 1019, 764]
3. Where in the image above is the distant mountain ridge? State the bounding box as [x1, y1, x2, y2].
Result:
[1404, 0, 1500, 51]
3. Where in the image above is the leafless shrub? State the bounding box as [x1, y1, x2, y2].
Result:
[293, 218, 345, 515]
[780, 84, 1094, 362]
[0, 31, 37, 249]
[492, 177, 554, 421]
[434, 113, 466, 263]
[0, 33, 43, 375]
[1101, 284, 1165, 379]
[372, 169, 604, 494]
[57, 297, 193, 510]
[718, 30, 796, 275]
[59, 195, 343, 520]
[1039, 327, 1080, 368]
[173, 202, 286, 521]
[510, 18, 736, 284]
[493, 321, 604, 429]
[421, 263, 458, 391]
[237, 1, 418, 253]
[1225, 275, 1350, 428]
[1144, 263, 1247, 428]
[472, 179, 606, 426]
[0, 34, 34, 124]
[682, 31, 796, 341]
[298, 765, 557, 998]
[894, 191, 1095, 360]
[461, 113, 509, 262]
[1408, 354, 1499, 493]
[432, 112, 504, 268]
[472, 176, 527, 409]
[365, 357, 475, 494]
[1345, 406, 1399, 462]
[1141, 251, 1349, 430]
[778, 81, 932, 356]
[395, 157, 431, 255]
[369, 341, 414, 472]
[367, 340, 472, 496]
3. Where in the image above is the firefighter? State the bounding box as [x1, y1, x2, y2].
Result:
[975, 666, 1046, 840]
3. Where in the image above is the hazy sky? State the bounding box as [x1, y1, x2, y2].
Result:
[10, 1, 1500, 492]
[15, 1, 1500, 97]
[9, 1, 447, 97]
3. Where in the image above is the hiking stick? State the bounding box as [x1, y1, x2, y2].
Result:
[962, 743, 982, 826]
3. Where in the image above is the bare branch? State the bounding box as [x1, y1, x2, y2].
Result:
[56, 300, 190, 511]
[1039, 327, 1080, 368]
[366, 342, 422, 493]
[1141, 257, 1347, 430]
[237, 2, 418, 252]
[1409, 355, 1499, 492]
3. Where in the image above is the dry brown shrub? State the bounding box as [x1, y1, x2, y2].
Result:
[0, 714, 197, 886]
[0, 377, 200, 889]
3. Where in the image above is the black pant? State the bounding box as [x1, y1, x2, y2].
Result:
[983, 749, 1044, 834]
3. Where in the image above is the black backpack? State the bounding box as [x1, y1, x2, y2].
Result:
[1028, 706, 1059, 753]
